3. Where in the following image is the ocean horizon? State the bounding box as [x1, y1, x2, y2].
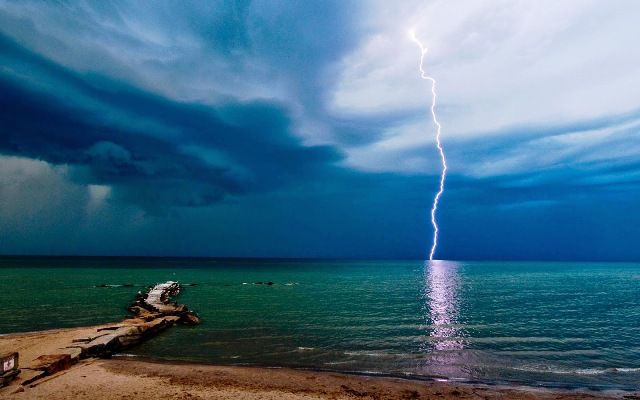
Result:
[1, 256, 638, 391]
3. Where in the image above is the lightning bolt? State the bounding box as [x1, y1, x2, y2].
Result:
[409, 30, 448, 261]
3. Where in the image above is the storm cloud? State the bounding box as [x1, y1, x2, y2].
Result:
[0, 33, 342, 210]
[1, 1, 639, 260]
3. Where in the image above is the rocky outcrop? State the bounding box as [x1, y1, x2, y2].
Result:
[127, 281, 201, 325]
[65, 281, 200, 359]
[8, 281, 200, 389]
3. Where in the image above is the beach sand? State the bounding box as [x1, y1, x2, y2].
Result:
[1, 327, 636, 400]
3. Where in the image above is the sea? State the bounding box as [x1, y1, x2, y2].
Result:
[1, 257, 639, 390]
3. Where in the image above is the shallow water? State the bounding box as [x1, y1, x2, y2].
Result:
[1, 257, 639, 389]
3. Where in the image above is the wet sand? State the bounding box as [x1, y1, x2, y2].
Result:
[1, 327, 636, 399]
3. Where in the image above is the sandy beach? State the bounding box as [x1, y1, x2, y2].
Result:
[1, 326, 636, 400]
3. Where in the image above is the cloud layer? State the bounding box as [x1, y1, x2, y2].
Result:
[1, 1, 639, 260]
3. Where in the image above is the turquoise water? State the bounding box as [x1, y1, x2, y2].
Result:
[1, 257, 639, 389]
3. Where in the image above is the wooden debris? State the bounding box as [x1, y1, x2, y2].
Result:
[18, 369, 46, 386]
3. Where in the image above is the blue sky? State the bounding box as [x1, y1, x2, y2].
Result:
[1, 0, 639, 260]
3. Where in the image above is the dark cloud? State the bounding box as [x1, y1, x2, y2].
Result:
[0, 2, 639, 260]
[0, 33, 342, 210]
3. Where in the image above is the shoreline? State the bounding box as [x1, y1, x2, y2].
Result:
[2, 357, 634, 400]
[3, 328, 639, 393]
[112, 354, 640, 393]
[2, 326, 638, 399]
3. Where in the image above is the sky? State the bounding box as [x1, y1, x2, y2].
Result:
[1, 0, 639, 260]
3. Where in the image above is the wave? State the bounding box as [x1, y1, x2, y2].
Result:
[324, 360, 355, 365]
[94, 284, 137, 288]
[343, 351, 398, 358]
[513, 366, 640, 375]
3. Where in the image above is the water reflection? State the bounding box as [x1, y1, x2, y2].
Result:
[423, 260, 465, 351]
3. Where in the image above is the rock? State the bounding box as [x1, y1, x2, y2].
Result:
[142, 318, 169, 332]
[172, 304, 187, 313]
[115, 334, 143, 348]
[2, 281, 201, 388]
[71, 333, 109, 343]
[163, 316, 181, 324]
[127, 306, 160, 320]
[74, 334, 120, 358]
[37, 281, 203, 363]
[64, 344, 87, 359]
[129, 281, 200, 327]
[112, 326, 145, 347]
[122, 317, 149, 326]
[88, 334, 119, 348]
[113, 325, 144, 336]
[31, 354, 71, 375]
[96, 326, 121, 332]
[58, 347, 82, 364]
[180, 312, 201, 325]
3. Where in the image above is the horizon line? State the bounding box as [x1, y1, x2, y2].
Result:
[0, 254, 638, 263]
